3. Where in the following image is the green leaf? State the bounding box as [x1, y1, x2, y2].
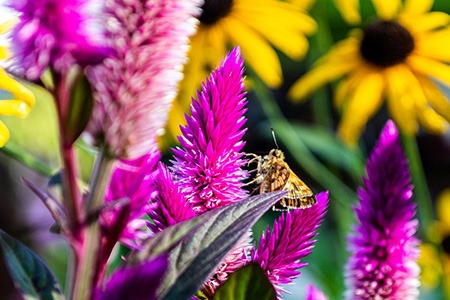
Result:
[213, 263, 276, 300]
[66, 70, 94, 145]
[159, 191, 287, 300]
[0, 230, 64, 300]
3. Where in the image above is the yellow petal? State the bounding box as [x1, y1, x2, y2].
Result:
[288, 0, 316, 11]
[206, 24, 228, 65]
[385, 66, 418, 134]
[417, 75, 450, 123]
[332, 0, 361, 24]
[334, 67, 371, 108]
[372, 0, 401, 20]
[403, 0, 434, 16]
[0, 100, 30, 118]
[417, 107, 448, 134]
[222, 17, 282, 88]
[236, 1, 317, 34]
[289, 58, 358, 101]
[0, 121, 9, 147]
[338, 71, 385, 146]
[437, 189, 450, 227]
[234, 11, 311, 60]
[415, 28, 450, 62]
[408, 54, 450, 86]
[404, 12, 450, 34]
[0, 70, 35, 108]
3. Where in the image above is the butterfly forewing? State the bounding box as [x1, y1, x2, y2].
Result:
[256, 150, 316, 211]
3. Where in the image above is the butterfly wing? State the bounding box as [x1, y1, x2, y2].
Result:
[272, 164, 316, 211]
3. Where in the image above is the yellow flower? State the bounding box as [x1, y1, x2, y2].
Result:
[164, 0, 316, 146]
[421, 189, 450, 297]
[289, 0, 450, 146]
[0, 19, 35, 147]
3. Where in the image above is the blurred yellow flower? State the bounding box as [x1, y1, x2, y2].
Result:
[421, 189, 450, 298]
[164, 0, 317, 146]
[0, 19, 35, 147]
[289, 0, 450, 146]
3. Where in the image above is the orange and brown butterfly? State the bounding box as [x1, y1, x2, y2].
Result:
[248, 129, 316, 211]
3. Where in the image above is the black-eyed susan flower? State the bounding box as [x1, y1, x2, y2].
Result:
[0, 19, 35, 147]
[165, 0, 317, 143]
[289, 0, 450, 146]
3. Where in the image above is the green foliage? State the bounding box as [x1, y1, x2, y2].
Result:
[0, 230, 64, 300]
[156, 191, 287, 300]
[213, 263, 276, 300]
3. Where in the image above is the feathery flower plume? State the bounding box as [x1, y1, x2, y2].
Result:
[306, 284, 328, 300]
[345, 120, 420, 299]
[9, 0, 111, 79]
[172, 47, 249, 213]
[168, 47, 250, 296]
[87, 0, 201, 159]
[148, 162, 196, 233]
[101, 150, 160, 251]
[251, 192, 328, 296]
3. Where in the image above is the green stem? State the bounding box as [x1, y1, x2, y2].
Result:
[400, 132, 434, 240]
[71, 147, 116, 300]
[309, 1, 335, 128]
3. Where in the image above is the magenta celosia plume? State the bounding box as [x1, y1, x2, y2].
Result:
[251, 192, 328, 296]
[87, 0, 201, 159]
[345, 120, 420, 299]
[101, 150, 160, 252]
[172, 47, 249, 214]
[9, 0, 111, 79]
[150, 47, 251, 295]
[148, 162, 196, 233]
[306, 284, 328, 300]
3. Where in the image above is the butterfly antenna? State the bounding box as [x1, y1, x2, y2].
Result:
[270, 128, 280, 149]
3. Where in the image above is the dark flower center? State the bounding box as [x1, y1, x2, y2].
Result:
[360, 20, 415, 67]
[199, 0, 234, 25]
[442, 235, 450, 254]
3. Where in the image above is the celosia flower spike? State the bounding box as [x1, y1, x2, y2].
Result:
[148, 162, 196, 233]
[251, 192, 329, 296]
[88, 0, 201, 159]
[172, 47, 249, 213]
[9, 0, 111, 79]
[306, 284, 328, 300]
[345, 120, 420, 299]
[101, 150, 160, 251]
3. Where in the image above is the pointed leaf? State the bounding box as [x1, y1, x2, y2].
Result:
[66, 70, 94, 145]
[130, 212, 210, 264]
[159, 191, 287, 300]
[213, 263, 276, 300]
[0, 230, 64, 300]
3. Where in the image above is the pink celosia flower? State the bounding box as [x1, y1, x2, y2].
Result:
[172, 47, 249, 213]
[9, 0, 111, 79]
[345, 120, 420, 299]
[101, 151, 160, 251]
[251, 192, 329, 297]
[87, 0, 201, 159]
[306, 284, 328, 300]
[152, 47, 251, 295]
[148, 162, 196, 233]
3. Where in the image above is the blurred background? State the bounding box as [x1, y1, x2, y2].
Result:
[1, 0, 450, 299]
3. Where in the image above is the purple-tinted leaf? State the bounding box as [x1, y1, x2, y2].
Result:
[99, 255, 168, 300]
[0, 230, 64, 300]
[159, 191, 287, 300]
